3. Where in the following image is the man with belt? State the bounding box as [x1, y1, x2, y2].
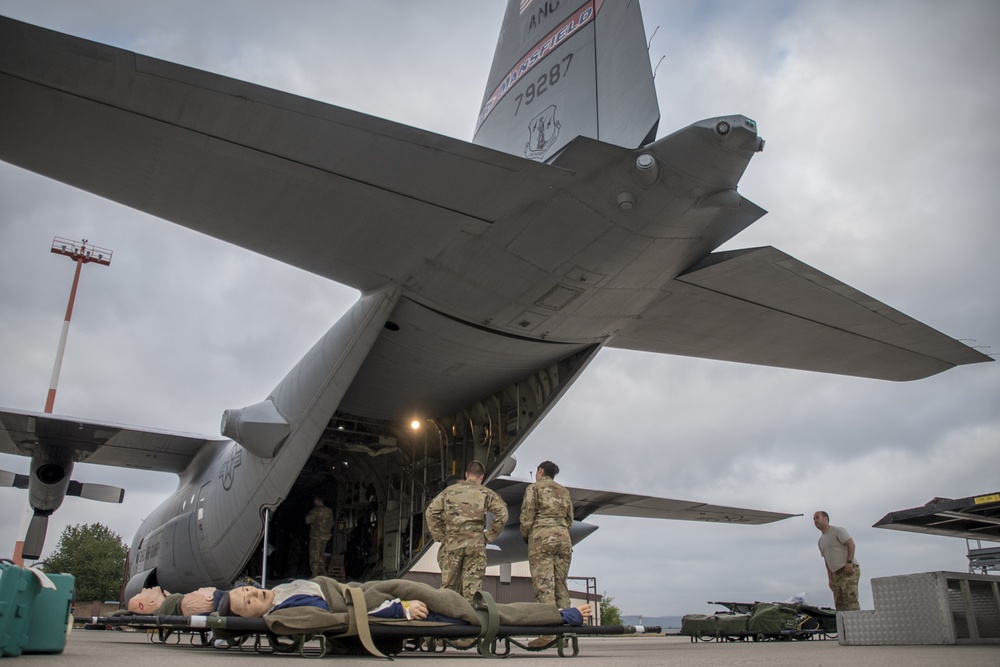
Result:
[814, 510, 861, 610]
[425, 460, 508, 601]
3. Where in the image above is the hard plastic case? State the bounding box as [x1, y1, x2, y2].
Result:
[23, 571, 74, 654]
[0, 562, 75, 656]
[0, 560, 35, 657]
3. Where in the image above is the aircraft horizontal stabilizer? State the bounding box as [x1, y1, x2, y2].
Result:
[611, 246, 992, 381]
[0, 17, 564, 296]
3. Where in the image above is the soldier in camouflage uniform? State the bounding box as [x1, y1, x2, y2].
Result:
[425, 460, 508, 601]
[814, 510, 860, 611]
[520, 461, 574, 608]
[305, 495, 335, 578]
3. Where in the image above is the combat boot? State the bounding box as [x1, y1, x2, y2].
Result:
[527, 635, 556, 650]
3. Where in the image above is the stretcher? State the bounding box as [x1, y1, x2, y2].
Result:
[680, 600, 837, 643]
[77, 590, 661, 658]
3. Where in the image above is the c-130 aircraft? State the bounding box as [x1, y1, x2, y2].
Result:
[0, 1, 989, 600]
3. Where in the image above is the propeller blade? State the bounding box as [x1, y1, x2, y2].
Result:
[0, 469, 30, 488]
[22, 513, 48, 560]
[66, 480, 125, 504]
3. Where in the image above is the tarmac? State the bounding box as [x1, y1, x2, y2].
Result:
[10, 628, 998, 666]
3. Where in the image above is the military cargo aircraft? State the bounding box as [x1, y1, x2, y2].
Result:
[0, 0, 989, 601]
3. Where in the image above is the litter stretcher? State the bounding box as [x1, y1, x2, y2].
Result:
[680, 600, 837, 642]
[80, 585, 660, 659]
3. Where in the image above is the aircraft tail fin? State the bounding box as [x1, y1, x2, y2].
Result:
[474, 0, 660, 162]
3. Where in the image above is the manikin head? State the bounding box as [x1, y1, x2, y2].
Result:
[226, 585, 276, 617]
[127, 586, 169, 613]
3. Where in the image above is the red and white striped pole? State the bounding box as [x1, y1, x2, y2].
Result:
[43, 238, 112, 413]
[12, 504, 33, 565]
[12, 238, 112, 564]
[44, 251, 84, 413]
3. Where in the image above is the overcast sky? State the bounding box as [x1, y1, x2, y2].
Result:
[1, 1, 997, 617]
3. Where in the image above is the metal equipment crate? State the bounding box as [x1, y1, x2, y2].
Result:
[838, 571, 1000, 645]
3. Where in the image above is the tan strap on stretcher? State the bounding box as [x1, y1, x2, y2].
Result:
[343, 584, 386, 659]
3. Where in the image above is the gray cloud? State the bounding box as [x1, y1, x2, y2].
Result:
[1, 1, 997, 616]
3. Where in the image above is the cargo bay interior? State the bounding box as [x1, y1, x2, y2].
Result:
[240, 345, 595, 584]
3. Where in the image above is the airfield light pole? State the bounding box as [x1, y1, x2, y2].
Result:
[13, 237, 113, 565]
[43, 237, 112, 413]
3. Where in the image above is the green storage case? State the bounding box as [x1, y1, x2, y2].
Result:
[0, 561, 35, 657]
[0, 562, 75, 656]
[23, 572, 75, 654]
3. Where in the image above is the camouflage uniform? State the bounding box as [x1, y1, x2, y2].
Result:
[818, 524, 860, 611]
[520, 477, 574, 607]
[830, 562, 861, 611]
[305, 503, 335, 577]
[425, 479, 508, 601]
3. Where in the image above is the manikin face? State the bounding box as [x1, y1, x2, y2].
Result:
[128, 586, 168, 613]
[229, 586, 276, 617]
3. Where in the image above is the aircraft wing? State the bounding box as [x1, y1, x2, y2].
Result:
[0, 408, 221, 474]
[0, 16, 569, 295]
[608, 246, 990, 381]
[489, 478, 797, 525]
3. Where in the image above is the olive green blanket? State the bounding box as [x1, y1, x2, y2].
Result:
[264, 577, 562, 634]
